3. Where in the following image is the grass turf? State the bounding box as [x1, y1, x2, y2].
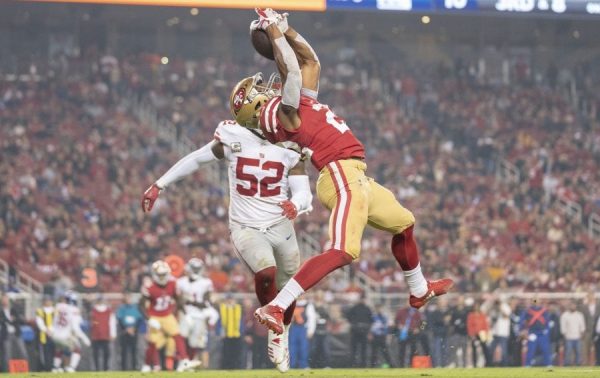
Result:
[7, 368, 600, 378]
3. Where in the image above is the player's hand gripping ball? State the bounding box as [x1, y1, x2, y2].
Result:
[250, 29, 274, 60]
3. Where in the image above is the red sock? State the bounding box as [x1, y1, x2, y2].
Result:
[294, 249, 353, 291]
[145, 343, 158, 366]
[391, 225, 420, 270]
[283, 300, 296, 325]
[255, 267, 278, 306]
[174, 335, 189, 360]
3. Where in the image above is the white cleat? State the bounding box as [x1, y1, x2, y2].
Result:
[268, 328, 286, 365]
[51, 367, 64, 373]
[176, 358, 202, 372]
[64, 367, 75, 373]
[141, 364, 152, 373]
[276, 347, 290, 373]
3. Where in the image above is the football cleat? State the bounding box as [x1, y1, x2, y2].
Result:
[176, 358, 202, 372]
[409, 278, 454, 309]
[64, 367, 75, 373]
[267, 328, 286, 364]
[51, 368, 64, 373]
[140, 365, 152, 373]
[255, 304, 285, 335]
[275, 325, 290, 373]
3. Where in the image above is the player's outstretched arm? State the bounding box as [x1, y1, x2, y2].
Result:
[141, 141, 224, 212]
[284, 26, 320, 97]
[255, 9, 319, 96]
[156, 141, 224, 188]
[264, 24, 302, 130]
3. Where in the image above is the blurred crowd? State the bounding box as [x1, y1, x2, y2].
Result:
[2, 290, 600, 371]
[1, 49, 598, 297]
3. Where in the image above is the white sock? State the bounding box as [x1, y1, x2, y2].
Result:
[270, 278, 304, 309]
[70, 353, 81, 369]
[404, 263, 428, 297]
[53, 357, 62, 368]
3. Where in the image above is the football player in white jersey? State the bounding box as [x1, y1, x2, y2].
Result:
[142, 114, 313, 372]
[50, 292, 91, 373]
[176, 258, 220, 368]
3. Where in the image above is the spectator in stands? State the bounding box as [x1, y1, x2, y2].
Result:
[310, 292, 331, 368]
[218, 295, 244, 369]
[467, 302, 490, 367]
[448, 297, 470, 367]
[595, 312, 600, 366]
[395, 305, 428, 368]
[116, 294, 142, 371]
[547, 302, 562, 366]
[289, 298, 316, 369]
[345, 294, 373, 368]
[90, 295, 117, 371]
[521, 298, 552, 367]
[488, 298, 511, 366]
[581, 292, 599, 365]
[508, 299, 525, 367]
[428, 298, 450, 367]
[244, 300, 269, 369]
[35, 296, 55, 371]
[0, 293, 28, 372]
[370, 304, 393, 368]
[560, 300, 586, 366]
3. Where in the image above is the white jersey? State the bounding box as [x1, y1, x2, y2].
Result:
[214, 121, 301, 229]
[176, 275, 214, 316]
[52, 303, 86, 342]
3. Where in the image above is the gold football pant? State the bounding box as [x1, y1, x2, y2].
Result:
[316, 159, 415, 259]
[147, 314, 180, 356]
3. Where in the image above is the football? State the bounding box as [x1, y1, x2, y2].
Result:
[251, 29, 274, 60]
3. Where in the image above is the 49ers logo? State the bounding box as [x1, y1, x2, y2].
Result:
[233, 88, 246, 112]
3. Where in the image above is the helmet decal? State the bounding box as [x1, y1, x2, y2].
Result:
[233, 87, 246, 112]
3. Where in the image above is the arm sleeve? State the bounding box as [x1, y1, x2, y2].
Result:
[155, 141, 219, 188]
[274, 36, 302, 109]
[288, 175, 312, 213]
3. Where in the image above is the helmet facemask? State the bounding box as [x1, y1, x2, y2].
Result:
[151, 261, 171, 286]
[185, 258, 204, 281]
[230, 72, 281, 128]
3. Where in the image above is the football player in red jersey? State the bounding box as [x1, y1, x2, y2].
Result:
[139, 260, 200, 372]
[230, 9, 454, 335]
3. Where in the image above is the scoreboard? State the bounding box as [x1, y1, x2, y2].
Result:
[327, 0, 600, 16]
[20, 0, 600, 16]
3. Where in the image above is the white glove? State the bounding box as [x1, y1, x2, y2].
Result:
[148, 318, 161, 331]
[253, 8, 289, 33]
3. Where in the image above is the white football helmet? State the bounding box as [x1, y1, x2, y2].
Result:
[185, 258, 205, 281]
[151, 260, 171, 286]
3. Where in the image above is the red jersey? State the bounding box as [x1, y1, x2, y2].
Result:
[141, 278, 177, 317]
[259, 95, 365, 171]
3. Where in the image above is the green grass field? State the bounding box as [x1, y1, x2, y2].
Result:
[5, 368, 600, 378]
